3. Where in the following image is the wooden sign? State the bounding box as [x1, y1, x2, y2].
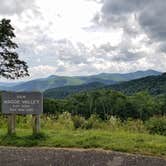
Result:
[1, 91, 43, 134]
[1, 92, 43, 115]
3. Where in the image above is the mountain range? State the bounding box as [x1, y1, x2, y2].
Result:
[108, 72, 166, 96]
[0, 69, 161, 92]
[44, 72, 166, 99]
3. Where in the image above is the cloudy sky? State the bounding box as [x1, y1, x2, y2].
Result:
[0, 0, 166, 80]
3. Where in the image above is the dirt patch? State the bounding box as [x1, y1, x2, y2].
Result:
[0, 147, 165, 166]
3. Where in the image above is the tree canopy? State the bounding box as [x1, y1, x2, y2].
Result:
[0, 18, 29, 79]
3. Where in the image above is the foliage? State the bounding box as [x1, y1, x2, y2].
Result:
[145, 116, 166, 136]
[0, 113, 7, 128]
[56, 112, 74, 130]
[108, 73, 166, 96]
[44, 82, 105, 99]
[0, 88, 165, 121]
[62, 92, 160, 120]
[128, 92, 159, 120]
[41, 90, 166, 121]
[107, 116, 121, 129]
[0, 19, 29, 79]
[43, 98, 65, 114]
[16, 115, 32, 129]
[122, 118, 147, 133]
[83, 114, 102, 129]
[0, 114, 166, 157]
[72, 115, 86, 129]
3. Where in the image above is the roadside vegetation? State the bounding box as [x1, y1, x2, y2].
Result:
[0, 113, 165, 157]
[0, 89, 165, 157]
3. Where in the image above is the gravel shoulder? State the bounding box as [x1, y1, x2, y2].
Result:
[0, 147, 166, 166]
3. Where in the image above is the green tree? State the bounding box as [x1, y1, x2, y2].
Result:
[0, 19, 29, 79]
[158, 95, 166, 116]
[129, 92, 157, 120]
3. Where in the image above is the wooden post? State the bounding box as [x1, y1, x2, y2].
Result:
[8, 114, 16, 135]
[32, 114, 40, 134]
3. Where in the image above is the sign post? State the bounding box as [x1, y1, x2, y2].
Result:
[32, 114, 40, 134]
[8, 114, 16, 135]
[1, 92, 43, 135]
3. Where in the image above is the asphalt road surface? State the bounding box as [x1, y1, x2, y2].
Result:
[0, 147, 165, 166]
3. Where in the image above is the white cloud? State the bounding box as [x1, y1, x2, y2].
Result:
[29, 65, 57, 78]
[0, 0, 165, 81]
[0, 0, 37, 15]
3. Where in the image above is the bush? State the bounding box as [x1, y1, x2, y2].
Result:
[72, 115, 86, 129]
[40, 115, 55, 129]
[16, 115, 32, 128]
[56, 112, 74, 130]
[123, 118, 147, 133]
[83, 114, 102, 129]
[145, 116, 166, 136]
[108, 116, 121, 129]
[0, 113, 7, 128]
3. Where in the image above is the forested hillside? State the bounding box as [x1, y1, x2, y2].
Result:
[44, 72, 166, 99]
[108, 73, 166, 95]
[44, 82, 105, 99]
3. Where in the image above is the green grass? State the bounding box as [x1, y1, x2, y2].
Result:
[0, 114, 165, 158]
[0, 128, 165, 158]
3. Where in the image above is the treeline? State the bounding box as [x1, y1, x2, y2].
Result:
[0, 89, 165, 121]
[44, 89, 166, 121]
[108, 73, 166, 95]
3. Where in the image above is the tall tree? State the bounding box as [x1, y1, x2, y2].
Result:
[0, 19, 29, 79]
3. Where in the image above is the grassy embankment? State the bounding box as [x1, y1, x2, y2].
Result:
[0, 114, 165, 158]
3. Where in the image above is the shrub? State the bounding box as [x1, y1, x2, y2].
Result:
[16, 115, 32, 128]
[83, 114, 102, 129]
[0, 113, 7, 128]
[40, 115, 54, 129]
[123, 118, 147, 133]
[72, 115, 86, 129]
[56, 112, 74, 130]
[145, 116, 166, 136]
[108, 116, 121, 129]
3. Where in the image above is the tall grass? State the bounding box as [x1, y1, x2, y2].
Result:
[0, 112, 166, 157]
[1, 112, 164, 134]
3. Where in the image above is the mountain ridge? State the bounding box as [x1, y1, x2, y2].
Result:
[0, 69, 161, 92]
[107, 72, 166, 95]
[44, 72, 166, 99]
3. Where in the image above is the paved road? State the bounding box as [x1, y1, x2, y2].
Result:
[0, 147, 165, 166]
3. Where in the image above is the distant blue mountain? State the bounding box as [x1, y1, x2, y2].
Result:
[0, 69, 162, 92]
[0, 82, 22, 87]
[0, 81, 24, 90]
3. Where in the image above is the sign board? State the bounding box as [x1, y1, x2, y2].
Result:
[1, 92, 43, 115]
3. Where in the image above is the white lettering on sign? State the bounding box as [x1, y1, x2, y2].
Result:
[4, 100, 20, 104]
[17, 95, 26, 99]
[3, 100, 40, 105]
[9, 108, 17, 112]
[22, 100, 40, 104]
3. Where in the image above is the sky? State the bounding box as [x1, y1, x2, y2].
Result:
[0, 0, 166, 81]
